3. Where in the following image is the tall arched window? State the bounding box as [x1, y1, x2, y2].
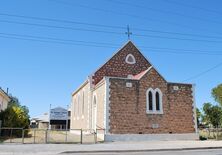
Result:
[146, 88, 163, 114]
[82, 91, 84, 117]
[73, 98, 75, 117]
[74, 97, 77, 117]
[156, 92, 160, 111]
[77, 94, 80, 119]
[148, 91, 153, 110]
[146, 88, 154, 112]
[155, 88, 163, 113]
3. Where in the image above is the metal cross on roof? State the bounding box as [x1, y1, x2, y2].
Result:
[125, 25, 132, 40]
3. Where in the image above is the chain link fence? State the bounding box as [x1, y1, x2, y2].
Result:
[0, 128, 105, 144]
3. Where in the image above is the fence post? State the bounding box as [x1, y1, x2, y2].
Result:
[103, 129, 105, 142]
[34, 129, 36, 144]
[94, 129, 97, 144]
[0, 120, 2, 135]
[45, 129, 48, 144]
[22, 129, 25, 144]
[65, 129, 68, 143]
[80, 129, 83, 144]
[10, 129, 13, 143]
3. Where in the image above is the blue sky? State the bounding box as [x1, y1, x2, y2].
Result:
[0, 0, 222, 117]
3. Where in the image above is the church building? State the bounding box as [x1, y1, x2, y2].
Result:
[71, 41, 198, 141]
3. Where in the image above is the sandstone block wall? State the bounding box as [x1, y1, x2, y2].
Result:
[108, 68, 195, 134]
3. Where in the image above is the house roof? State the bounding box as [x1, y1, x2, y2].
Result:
[31, 113, 49, 123]
[72, 40, 192, 94]
[0, 87, 10, 101]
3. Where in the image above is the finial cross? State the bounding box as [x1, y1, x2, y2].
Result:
[125, 25, 132, 40]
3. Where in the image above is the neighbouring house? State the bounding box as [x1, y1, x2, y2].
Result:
[30, 113, 49, 129]
[0, 87, 10, 112]
[49, 107, 70, 130]
[71, 41, 198, 141]
[31, 107, 71, 130]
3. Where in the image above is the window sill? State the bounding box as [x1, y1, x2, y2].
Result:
[146, 111, 163, 115]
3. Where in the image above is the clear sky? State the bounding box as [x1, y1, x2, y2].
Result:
[0, 0, 222, 117]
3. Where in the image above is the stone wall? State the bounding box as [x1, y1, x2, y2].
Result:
[108, 68, 195, 134]
[92, 41, 151, 85]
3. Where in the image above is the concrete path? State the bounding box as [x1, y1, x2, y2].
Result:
[0, 140, 222, 155]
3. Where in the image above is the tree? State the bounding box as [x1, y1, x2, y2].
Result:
[202, 102, 222, 128]
[212, 84, 222, 106]
[196, 108, 202, 127]
[0, 96, 30, 129]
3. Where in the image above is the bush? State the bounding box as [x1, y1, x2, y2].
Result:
[199, 135, 207, 141]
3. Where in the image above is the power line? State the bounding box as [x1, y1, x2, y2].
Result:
[3, 19, 222, 44]
[0, 13, 125, 30]
[0, 20, 124, 35]
[47, 0, 222, 35]
[182, 61, 222, 82]
[0, 32, 119, 46]
[141, 47, 222, 56]
[1, 32, 222, 56]
[133, 28, 222, 40]
[163, 0, 222, 15]
[107, 0, 222, 26]
[3, 17, 222, 41]
[0, 35, 118, 48]
[133, 33, 222, 44]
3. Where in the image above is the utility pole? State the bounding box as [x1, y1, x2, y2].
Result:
[65, 105, 69, 142]
[49, 104, 51, 129]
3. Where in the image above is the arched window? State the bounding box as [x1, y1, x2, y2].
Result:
[73, 98, 75, 117]
[82, 91, 84, 117]
[92, 94, 97, 130]
[148, 91, 153, 110]
[146, 88, 154, 112]
[146, 88, 163, 114]
[125, 54, 136, 64]
[78, 94, 80, 119]
[154, 88, 163, 113]
[156, 92, 160, 111]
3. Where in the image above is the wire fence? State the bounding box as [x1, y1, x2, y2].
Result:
[0, 128, 105, 144]
[199, 128, 222, 140]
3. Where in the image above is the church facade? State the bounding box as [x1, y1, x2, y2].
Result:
[71, 41, 198, 141]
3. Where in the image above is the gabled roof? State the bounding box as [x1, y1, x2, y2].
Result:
[91, 40, 151, 76]
[72, 40, 168, 94]
[91, 40, 154, 84]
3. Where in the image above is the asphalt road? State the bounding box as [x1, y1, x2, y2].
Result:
[62, 149, 222, 155]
